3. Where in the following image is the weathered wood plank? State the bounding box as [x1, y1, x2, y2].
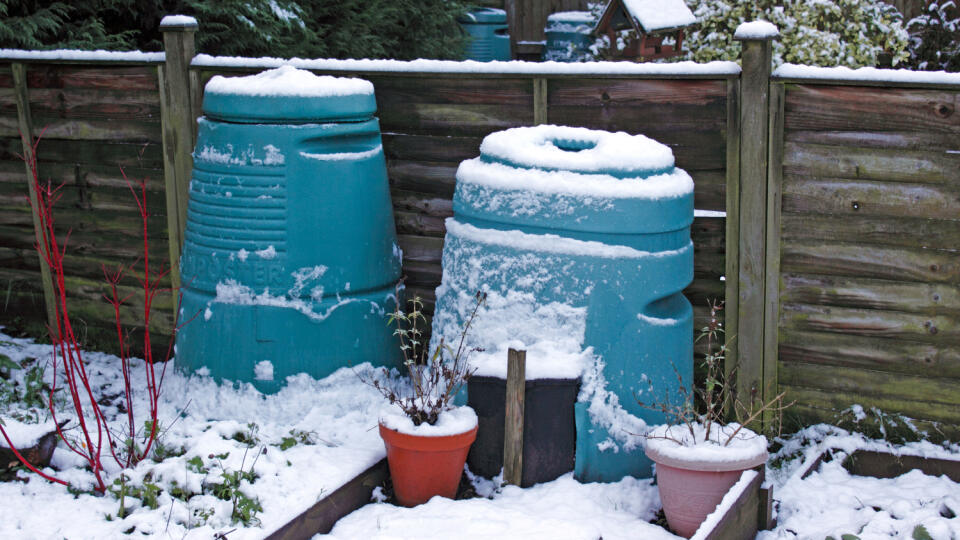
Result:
[783, 142, 960, 184]
[386, 160, 458, 197]
[784, 84, 959, 135]
[780, 365, 960, 419]
[780, 241, 960, 284]
[786, 129, 959, 152]
[265, 459, 388, 539]
[24, 88, 161, 120]
[779, 329, 960, 379]
[781, 273, 960, 316]
[548, 78, 728, 107]
[789, 403, 960, 443]
[763, 81, 785, 425]
[390, 188, 453, 218]
[781, 213, 960, 252]
[373, 76, 534, 106]
[378, 103, 533, 136]
[382, 134, 484, 163]
[736, 39, 772, 418]
[26, 65, 159, 91]
[843, 450, 960, 483]
[700, 469, 762, 540]
[725, 77, 741, 385]
[503, 348, 526, 486]
[783, 386, 960, 427]
[0, 138, 164, 169]
[782, 177, 960, 220]
[27, 116, 161, 143]
[780, 303, 958, 344]
[0, 160, 165, 193]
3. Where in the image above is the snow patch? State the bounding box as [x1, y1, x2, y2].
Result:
[255, 245, 277, 259]
[479, 125, 674, 176]
[775, 63, 960, 86]
[0, 49, 164, 62]
[734, 21, 780, 40]
[0, 417, 57, 449]
[622, 0, 697, 32]
[457, 157, 693, 201]
[205, 65, 374, 97]
[379, 405, 477, 437]
[193, 54, 740, 76]
[299, 145, 382, 162]
[253, 360, 274, 381]
[646, 423, 768, 465]
[159, 14, 198, 27]
[445, 218, 693, 260]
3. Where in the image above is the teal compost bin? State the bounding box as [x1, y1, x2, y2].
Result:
[176, 66, 402, 393]
[543, 11, 596, 62]
[458, 8, 511, 61]
[431, 125, 693, 482]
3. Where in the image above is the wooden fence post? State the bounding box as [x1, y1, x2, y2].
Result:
[733, 31, 776, 419]
[11, 63, 58, 330]
[158, 16, 198, 300]
[503, 348, 526, 486]
[533, 78, 548, 125]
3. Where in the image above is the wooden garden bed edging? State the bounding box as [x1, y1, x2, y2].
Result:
[800, 447, 960, 483]
[265, 458, 388, 540]
[692, 466, 775, 540]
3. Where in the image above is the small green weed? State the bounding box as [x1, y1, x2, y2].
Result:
[275, 429, 316, 451]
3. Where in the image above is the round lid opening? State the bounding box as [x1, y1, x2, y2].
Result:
[479, 125, 675, 178]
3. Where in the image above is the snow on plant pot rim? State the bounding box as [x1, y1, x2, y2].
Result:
[379, 404, 478, 438]
[644, 422, 769, 472]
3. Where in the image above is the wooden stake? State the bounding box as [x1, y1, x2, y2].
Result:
[12, 62, 57, 331]
[503, 348, 526, 486]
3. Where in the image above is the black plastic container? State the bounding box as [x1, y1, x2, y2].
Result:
[467, 376, 580, 487]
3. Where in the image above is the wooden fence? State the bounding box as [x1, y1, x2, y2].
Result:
[0, 22, 957, 437]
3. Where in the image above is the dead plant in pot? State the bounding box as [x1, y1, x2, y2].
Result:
[362, 290, 486, 507]
[641, 300, 793, 538]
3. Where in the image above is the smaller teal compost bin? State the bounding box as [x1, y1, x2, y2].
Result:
[431, 125, 693, 482]
[458, 8, 511, 62]
[176, 66, 402, 393]
[543, 11, 596, 62]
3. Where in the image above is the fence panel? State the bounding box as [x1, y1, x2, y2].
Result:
[776, 81, 960, 436]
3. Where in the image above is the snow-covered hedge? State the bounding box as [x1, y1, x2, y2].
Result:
[682, 0, 910, 68]
[905, 1, 960, 72]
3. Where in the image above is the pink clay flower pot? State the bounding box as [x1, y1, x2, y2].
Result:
[645, 440, 767, 538]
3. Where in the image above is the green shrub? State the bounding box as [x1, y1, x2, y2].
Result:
[904, 1, 960, 72]
[680, 0, 910, 67]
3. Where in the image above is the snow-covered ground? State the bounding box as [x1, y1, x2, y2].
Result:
[0, 329, 388, 539]
[1, 330, 959, 539]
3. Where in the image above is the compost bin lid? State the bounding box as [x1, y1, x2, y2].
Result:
[202, 66, 377, 123]
[457, 7, 507, 24]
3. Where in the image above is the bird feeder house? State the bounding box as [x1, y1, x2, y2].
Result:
[594, 0, 696, 61]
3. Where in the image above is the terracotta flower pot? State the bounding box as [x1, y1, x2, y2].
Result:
[379, 421, 478, 507]
[645, 435, 767, 538]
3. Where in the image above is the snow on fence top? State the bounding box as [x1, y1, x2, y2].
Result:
[622, 0, 697, 32]
[0, 48, 164, 63]
[205, 65, 374, 97]
[734, 21, 780, 40]
[159, 14, 198, 28]
[774, 63, 960, 86]
[192, 54, 741, 77]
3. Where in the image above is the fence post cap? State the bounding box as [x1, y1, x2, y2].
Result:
[160, 15, 199, 31]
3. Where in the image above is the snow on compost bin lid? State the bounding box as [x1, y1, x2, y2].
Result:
[454, 125, 693, 238]
[202, 65, 376, 123]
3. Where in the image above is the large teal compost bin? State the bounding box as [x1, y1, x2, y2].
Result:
[458, 8, 511, 62]
[543, 11, 596, 62]
[176, 66, 402, 393]
[431, 125, 693, 482]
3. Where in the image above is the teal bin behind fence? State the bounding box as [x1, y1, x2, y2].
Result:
[458, 8, 511, 62]
[432, 125, 693, 481]
[176, 66, 402, 393]
[544, 11, 596, 62]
